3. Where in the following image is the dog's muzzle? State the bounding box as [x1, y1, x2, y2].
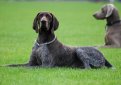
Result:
[40, 16, 49, 30]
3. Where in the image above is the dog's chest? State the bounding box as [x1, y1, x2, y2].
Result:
[35, 44, 74, 66]
[36, 45, 53, 66]
[37, 45, 50, 57]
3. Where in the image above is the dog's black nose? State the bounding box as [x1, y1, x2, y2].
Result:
[93, 14, 96, 17]
[41, 20, 46, 24]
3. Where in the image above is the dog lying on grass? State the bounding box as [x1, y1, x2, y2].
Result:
[93, 4, 121, 48]
[7, 12, 113, 69]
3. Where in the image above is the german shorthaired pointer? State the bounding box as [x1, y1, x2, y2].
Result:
[93, 4, 121, 47]
[8, 12, 113, 69]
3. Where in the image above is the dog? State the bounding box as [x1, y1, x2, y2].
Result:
[7, 12, 113, 69]
[93, 4, 121, 47]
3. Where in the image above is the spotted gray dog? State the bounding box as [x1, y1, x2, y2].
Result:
[93, 4, 121, 47]
[8, 12, 113, 69]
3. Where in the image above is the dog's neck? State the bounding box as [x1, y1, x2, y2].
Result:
[37, 29, 55, 45]
[106, 9, 120, 26]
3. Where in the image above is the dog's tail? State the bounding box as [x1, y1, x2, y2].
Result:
[105, 59, 115, 69]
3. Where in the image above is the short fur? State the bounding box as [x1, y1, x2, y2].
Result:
[93, 4, 121, 47]
[7, 12, 112, 69]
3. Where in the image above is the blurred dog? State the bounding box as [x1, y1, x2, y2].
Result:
[93, 4, 121, 47]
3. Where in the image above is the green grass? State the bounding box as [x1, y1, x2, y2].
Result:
[0, 1, 121, 85]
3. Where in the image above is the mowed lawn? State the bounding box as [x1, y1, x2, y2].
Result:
[0, 1, 121, 85]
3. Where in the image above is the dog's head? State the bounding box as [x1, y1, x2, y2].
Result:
[33, 12, 59, 33]
[93, 4, 116, 20]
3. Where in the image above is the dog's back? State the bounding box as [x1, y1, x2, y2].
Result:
[105, 23, 121, 47]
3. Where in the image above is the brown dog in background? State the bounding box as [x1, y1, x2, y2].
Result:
[93, 4, 121, 48]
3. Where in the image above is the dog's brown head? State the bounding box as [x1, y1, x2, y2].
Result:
[33, 12, 59, 33]
[93, 4, 117, 20]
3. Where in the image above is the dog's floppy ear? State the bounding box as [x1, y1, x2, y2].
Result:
[50, 13, 59, 31]
[105, 4, 114, 18]
[33, 13, 40, 33]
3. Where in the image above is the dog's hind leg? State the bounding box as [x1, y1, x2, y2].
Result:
[76, 49, 91, 69]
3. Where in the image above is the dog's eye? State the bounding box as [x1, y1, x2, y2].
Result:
[101, 9, 105, 13]
[46, 14, 52, 20]
[46, 15, 51, 18]
[102, 10, 104, 13]
[40, 14, 44, 17]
